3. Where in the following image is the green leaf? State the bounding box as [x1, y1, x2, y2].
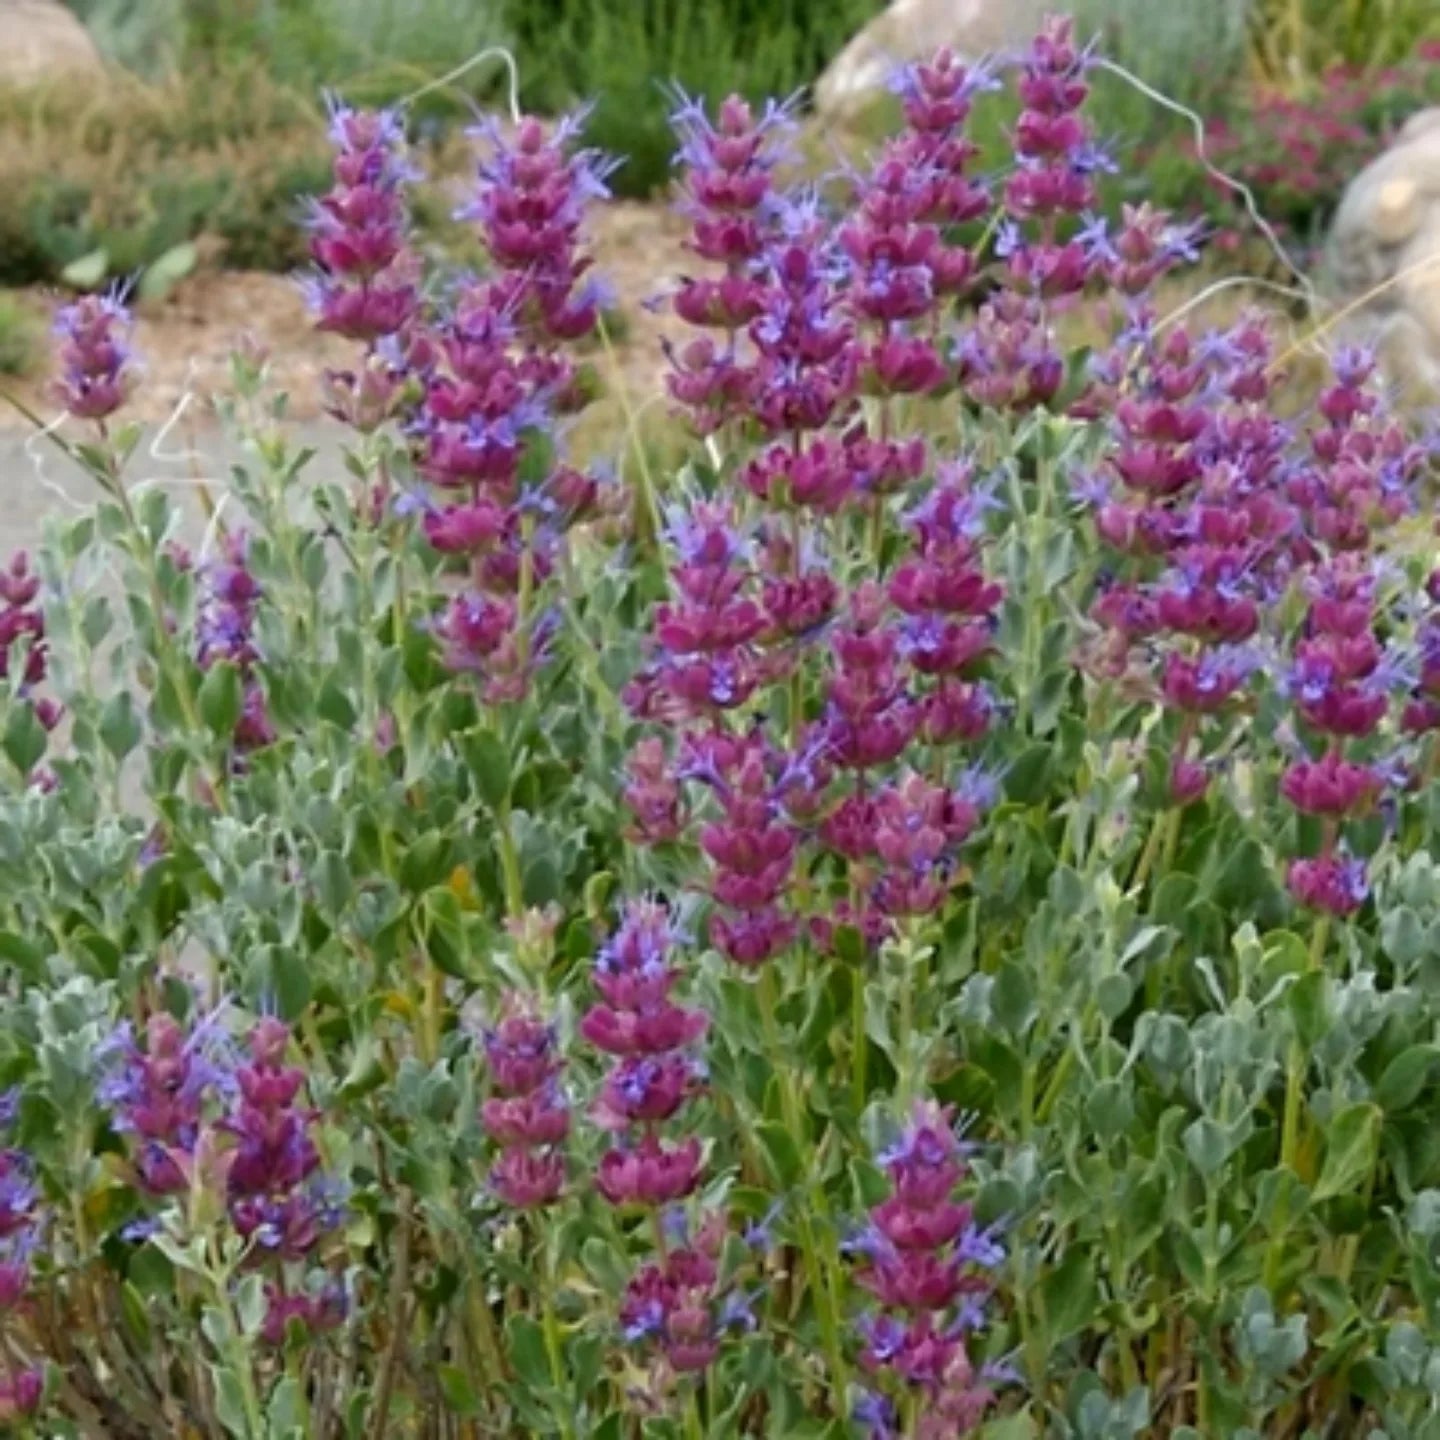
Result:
[505, 1313, 551, 1389]
[313, 851, 351, 917]
[258, 947, 312, 1022]
[981, 1412, 1039, 1440]
[268, 1375, 303, 1436]
[1313, 1102, 1382, 1202]
[1096, 972, 1134, 1022]
[316, 681, 357, 730]
[208, 1363, 251, 1439]
[62, 248, 109, 291]
[232, 1273, 265, 1339]
[581, 1235, 630, 1294]
[1382, 905, 1427, 970]
[400, 830, 450, 894]
[0, 931, 46, 981]
[1286, 970, 1330, 1049]
[757, 1120, 803, 1188]
[119, 1280, 151, 1347]
[1040, 1246, 1099, 1345]
[198, 661, 243, 738]
[991, 960, 1037, 1037]
[463, 727, 512, 810]
[99, 691, 143, 760]
[1376, 1045, 1440, 1112]
[832, 923, 867, 967]
[1183, 1116, 1250, 1178]
[437, 1364, 479, 1416]
[1004, 744, 1053, 804]
[149, 1231, 206, 1275]
[1085, 1078, 1134, 1141]
[421, 885, 470, 979]
[138, 241, 198, 302]
[336, 1030, 384, 1101]
[2, 702, 46, 775]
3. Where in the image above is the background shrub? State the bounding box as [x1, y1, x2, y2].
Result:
[504, 0, 880, 197]
[0, 293, 39, 376]
[0, 67, 330, 286]
[1248, 0, 1439, 87]
[26, 0, 1439, 291]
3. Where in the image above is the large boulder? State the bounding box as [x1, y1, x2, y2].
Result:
[814, 0, 1050, 122]
[0, 0, 105, 90]
[1323, 108, 1440, 395]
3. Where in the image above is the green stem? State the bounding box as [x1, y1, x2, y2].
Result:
[756, 967, 851, 1405]
[1267, 915, 1330, 1295]
[596, 313, 659, 551]
[1107, 1223, 1141, 1393]
[496, 808, 525, 921]
[466, 1269, 507, 1391]
[421, 960, 443, 1067]
[850, 969, 868, 1117]
[1203, 1179, 1221, 1304]
[369, 1193, 413, 1440]
[1336, 1161, 1376, 1285]
[868, 494, 885, 571]
[902, 1392, 921, 1435]
[685, 1390, 706, 1440]
[1036, 1002, 1097, 1126]
[1280, 916, 1330, 1175]
[541, 1242, 575, 1440]
[1127, 807, 1170, 896]
[110, 477, 230, 812]
[1158, 805, 1183, 877]
[897, 949, 915, 1112]
[205, 1236, 265, 1440]
[517, 512, 536, 671]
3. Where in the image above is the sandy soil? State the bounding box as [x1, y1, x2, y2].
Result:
[4, 200, 693, 428]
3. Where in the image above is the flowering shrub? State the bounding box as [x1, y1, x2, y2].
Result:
[1165, 39, 1440, 258]
[4, 12, 1440, 1439]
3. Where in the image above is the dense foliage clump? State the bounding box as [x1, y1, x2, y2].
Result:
[3, 12, 1440, 1439]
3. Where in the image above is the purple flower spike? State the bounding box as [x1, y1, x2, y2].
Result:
[463, 110, 616, 347]
[53, 287, 137, 421]
[847, 1100, 1005, 1425]
[618, 1225, 745, 1374]
[308, 99, 419, 344]
[584, 899, 708, 1211]
[481, 996, 569, 1211]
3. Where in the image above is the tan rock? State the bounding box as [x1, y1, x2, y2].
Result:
[1323, 108, 1440, 395]
[814, 0, 1050, 122]
[0, 0, 105, 90]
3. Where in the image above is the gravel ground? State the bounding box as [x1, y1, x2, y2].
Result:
[0, 418, 355, 552]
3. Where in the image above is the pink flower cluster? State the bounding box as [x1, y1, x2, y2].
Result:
[1082, 311, 1291, 806]
[1403, 567, 1440, 738]
[307, 101, 615, 701]
[625, 42, 1077, 967]
[0, 551, 62, 789]
[411, 116, 611, 700]
[0, 1132, 43, 1424]
[99, 1012, 346, 1347]
[193, 533, 276, 754]
[1275, 350, 1426, 914]
[1281, 562, 1392, 916]
[618, 1211, 754, 1380]
[306, 100, 419, 345]
[582, 900, 707, 1208]
[52, 289, 137, 422]
[480, 1000, 570, 1209]
[849, 1103, 1003, 1437]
